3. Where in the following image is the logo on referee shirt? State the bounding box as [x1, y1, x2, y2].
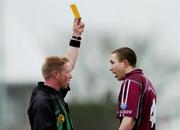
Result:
[120, 103, 127, 110]
[57, 114, 65, 123]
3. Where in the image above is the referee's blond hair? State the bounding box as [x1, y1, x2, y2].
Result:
[42, 56, 69, 80]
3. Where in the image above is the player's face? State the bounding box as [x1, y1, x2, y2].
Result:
[110, 53, 126, 81]
[57, 62, 72, 89]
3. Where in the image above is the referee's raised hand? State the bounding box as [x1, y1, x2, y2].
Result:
[73, 18, 85, 37]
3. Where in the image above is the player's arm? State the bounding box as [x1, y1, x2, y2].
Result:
[65, 18, 85, 70]
[118, 117, 136, 130]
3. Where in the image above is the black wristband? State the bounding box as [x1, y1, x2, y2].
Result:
[72, 36, 82, 40]
[69, 39, 81, 48]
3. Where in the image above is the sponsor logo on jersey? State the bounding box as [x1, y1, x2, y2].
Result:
[120, 110, 132, 115]
[120, 103, 127, 110]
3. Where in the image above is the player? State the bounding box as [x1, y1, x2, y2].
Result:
[110, 47, 156, 130]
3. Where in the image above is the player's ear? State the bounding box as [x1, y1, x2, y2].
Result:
[122, 59, 129, 68]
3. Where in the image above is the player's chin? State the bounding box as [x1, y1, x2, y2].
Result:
[116, 76, 124, 81]
[117, 78, 122, 81]
[114, 75, 121, 81]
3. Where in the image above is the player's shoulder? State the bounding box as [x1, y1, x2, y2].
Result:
[123, 74, 145, 91]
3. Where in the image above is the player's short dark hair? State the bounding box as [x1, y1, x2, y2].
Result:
[112, 47, 137, 67]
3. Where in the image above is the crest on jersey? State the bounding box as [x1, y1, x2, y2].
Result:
[120, 103, 127, 110]
[57, 114, 65, 123]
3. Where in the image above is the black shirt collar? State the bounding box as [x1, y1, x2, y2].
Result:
[37, 82, 70, 99]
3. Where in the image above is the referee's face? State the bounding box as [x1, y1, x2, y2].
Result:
[110, 53, 126, 81]
[57, 62, 72, 89]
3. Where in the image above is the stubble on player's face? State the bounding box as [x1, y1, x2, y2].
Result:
[110, 54, 126, 81]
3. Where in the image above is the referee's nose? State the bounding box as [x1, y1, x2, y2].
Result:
[69, 73, 72, 79]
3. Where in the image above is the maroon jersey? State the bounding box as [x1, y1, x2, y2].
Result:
[117, 69, 156, 130]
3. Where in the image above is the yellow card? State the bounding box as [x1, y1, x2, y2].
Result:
[70, 3, 81, 18]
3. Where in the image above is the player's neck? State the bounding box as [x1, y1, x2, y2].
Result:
[126, 66, 136, 74]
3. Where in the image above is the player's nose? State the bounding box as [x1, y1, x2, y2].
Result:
[109, 65, 113, 72]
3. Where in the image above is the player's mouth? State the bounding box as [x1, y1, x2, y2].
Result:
[113, 73, 118, 79]
[112, 71, 117, 78]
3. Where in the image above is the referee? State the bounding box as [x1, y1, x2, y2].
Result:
[27, 18, 85, 130]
